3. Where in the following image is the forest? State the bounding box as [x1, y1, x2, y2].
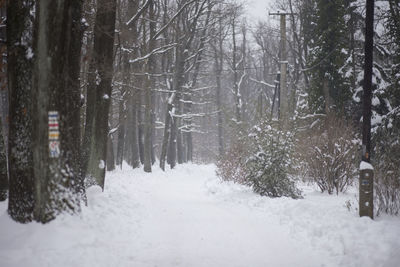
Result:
[1, 0, 400, 221]
[0, 0, 400, 265]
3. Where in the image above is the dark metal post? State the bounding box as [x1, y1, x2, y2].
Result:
[360, 0, 374, 219]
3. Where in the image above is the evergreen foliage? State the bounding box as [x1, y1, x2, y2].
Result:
[305, 0, 352, 115]
[245, 121, 301, 199]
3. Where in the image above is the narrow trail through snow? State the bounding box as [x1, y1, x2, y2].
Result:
[0, 164, 399, 267]
[127, 165, 321, 267]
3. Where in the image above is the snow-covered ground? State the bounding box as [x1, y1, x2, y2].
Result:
[0, 164, 399, 267]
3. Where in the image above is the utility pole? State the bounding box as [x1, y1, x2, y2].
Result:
[359, 0, 374, 219]
[269, 11, 294, 125]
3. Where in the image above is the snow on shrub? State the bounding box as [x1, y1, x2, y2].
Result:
[245, 121, 301, 199]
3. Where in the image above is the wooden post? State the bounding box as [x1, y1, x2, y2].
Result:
[279, 14, 288, 123]
[269, 11, 295, 125]
[360, 167, 373, 219]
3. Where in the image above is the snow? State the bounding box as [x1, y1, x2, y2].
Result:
[360, 161, 374, 170]
[26, 47, 34, 59]
[1, 164, 399, 267]
[98, 160, 105, 169]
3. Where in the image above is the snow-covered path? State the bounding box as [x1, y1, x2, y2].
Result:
[0, 164, 399, 267]
[128, 165, 321, 267]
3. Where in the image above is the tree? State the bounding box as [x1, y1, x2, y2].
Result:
[143, 0, 156, 173]
[0, 1, 8, 202]
[82, 0, 117, 189]
[32, 0, 84, 222]
[0, 117, 7, 201]
[119, 0, 141, 169]
[7, 0, 35, 222]
[304, 0, 351, 115]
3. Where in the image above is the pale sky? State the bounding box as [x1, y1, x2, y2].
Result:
[245, 0, 274, 24]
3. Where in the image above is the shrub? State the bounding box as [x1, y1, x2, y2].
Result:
[245, 121, 301, 199]
[374, 124, 400, 216]
[296, 115, 357, 194]
[216, 139, 248, 184]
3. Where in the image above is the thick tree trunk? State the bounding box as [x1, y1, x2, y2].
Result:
[32, 0, 84, 223]
[82, 0, 117, 190]
[121, 0, 140, 168]
[7, 0, 35, 222]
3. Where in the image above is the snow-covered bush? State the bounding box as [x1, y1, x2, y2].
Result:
[374, 123, 400, 216]
[246, 121, 301, 199]
[296, 115, 357, 194]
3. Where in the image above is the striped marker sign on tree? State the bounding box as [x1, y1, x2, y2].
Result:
[48, 111, 60, 158]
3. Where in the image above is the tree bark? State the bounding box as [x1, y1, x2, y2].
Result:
[32, 0, 84, 222]
[0, 119, 7, 201]
[116, 94, 126, 168]
[106, 131, 115, 171]
[137, 91, 144, 164]
[7, 0, 35, 222]
[143, 0, 156, 173]
[0, 4, 8, 202]
[82, 0, 117, 189]
[129, 95, 140, 168]
[362, 0, 374, 163]
[159, 93, 174, 171]
[167, 43, 184, 169]
[231, 17, 241, 123]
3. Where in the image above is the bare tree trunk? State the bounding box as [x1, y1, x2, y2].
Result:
[81, 0, 117, 190]
[129, 95, 140, 168]
[0, 119, 7, 201]
[231, 17, 241, 123]
[137, 91, 144, 164]
[214, 15, 224, 157]
[7, 0, 35, 222]
[215, 58, 224, 156]
[167, 42, 184, 169]
[121, 0, 140, 169]
[116, 95, 126, 168]
[159, 93, 174, 171]
[143, 0, 156, 173]
[0, 4, 8, 202]
[106, 131, 115, 171]
[32, 0, 84, 222]
[177, 120, 184, 164]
